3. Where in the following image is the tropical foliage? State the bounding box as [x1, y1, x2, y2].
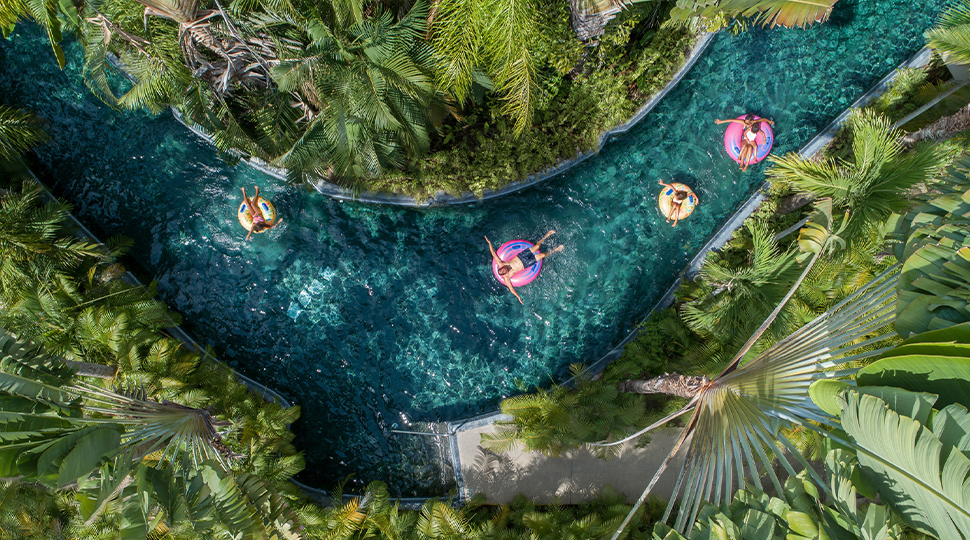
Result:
[0, 105, 48, 161]
[654, 463, 901, 540]
[264, 0, 441, 184]
[0, 146, 305, 539]
[926, 0, 970, 65]
[430, 0, 541, 136]
[885, 155, 970, 337]
[0, 328, 303, 540]
[767, 109, 942, 243]
[679, 221, 800, 343]
[666, 0, 839, 30]
[809, 323, 970, 540]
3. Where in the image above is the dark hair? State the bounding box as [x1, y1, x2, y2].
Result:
[745, 113, 756, 121]
[252, 221, 269, 233]
[498, 265, 512, 276]
[674, 190, 688, 201]
[750, 122, 761, 134]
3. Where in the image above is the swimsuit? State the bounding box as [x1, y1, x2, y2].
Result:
[745, 129, 758, 143]
[250, 204, 266, 224]
[516, 248, 538, 269]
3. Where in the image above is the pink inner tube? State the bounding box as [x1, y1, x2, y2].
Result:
[723, 115, 774, 165]
[492, 240, 542, 287]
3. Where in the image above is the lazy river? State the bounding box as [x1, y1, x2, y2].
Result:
[0, 0, 951, 495]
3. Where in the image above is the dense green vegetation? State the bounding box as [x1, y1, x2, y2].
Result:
[1, 0, 838, 197]
[4, 0, 970, 539]
[490, 4, 970, 538]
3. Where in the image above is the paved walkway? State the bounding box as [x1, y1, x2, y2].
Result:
[455, 423, 689, 505]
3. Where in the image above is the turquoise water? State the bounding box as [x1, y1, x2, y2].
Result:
[0, 0, 951, 495]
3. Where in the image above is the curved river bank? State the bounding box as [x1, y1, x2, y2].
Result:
[0, 0, 951, 495]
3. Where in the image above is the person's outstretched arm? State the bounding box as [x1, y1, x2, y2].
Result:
[504, 276, 523, 304]
[267, 218, 283, 231]
[715, 119, 745, 125]
[485, 236, 503, 265]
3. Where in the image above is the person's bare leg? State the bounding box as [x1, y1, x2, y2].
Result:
[739, 144, 753, 172]
[532, 230, 556, 252]
[535, 245, 564, 261]
[242, 188, 260, 217]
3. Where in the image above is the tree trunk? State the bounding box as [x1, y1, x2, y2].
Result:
[903, 103, 970, 146]
[66, 360, 117, 379]
[618, 372, 710, 399]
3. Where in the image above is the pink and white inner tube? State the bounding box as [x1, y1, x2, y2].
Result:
[723, 115, 774, 165]
[491, 240, 542, 287]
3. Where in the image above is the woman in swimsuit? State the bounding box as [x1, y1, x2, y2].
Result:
[658, 180, 694, 227]
[485, 230, 564, 304]
[241, 186, 282, 241]
[715, 114, 775, 172]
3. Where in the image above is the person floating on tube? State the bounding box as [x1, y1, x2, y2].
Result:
[485, 231, 563, 304]
[715, 114, 774, 172]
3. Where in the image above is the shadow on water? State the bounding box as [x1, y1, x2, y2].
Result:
[826, 0, 857, 28]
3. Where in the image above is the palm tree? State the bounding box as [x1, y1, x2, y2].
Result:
[680, 221, 801, 344]
[606, 261, 899, 538]
[429, 0, 541, 136]
[265, 0, 441, 185]
[0, 184, 103, 297]
[0, 106, 48, 162]
[0, 328, 303, 540]
[926, 0, 970, 65]
[605, 145, 958, 538]
[767, 109, 943, 243]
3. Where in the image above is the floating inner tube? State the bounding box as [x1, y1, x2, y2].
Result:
[723, 115, 774, 165]
[492, 240, 542, 287]
[658, 183, 698, 221]
[238, 196, 278, 232]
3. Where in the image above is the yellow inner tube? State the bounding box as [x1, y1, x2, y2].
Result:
[238, 196, 277, 232]
[658, 183, 697, 220]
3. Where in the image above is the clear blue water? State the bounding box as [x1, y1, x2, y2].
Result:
[0, 0, 951, 495]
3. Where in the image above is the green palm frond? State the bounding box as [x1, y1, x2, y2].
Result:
[430, 0, 540, 136]
[926, 0, 970, 65]
[668, 0, 838, 29]
[0, 106, 48, 161]
[769, 110, 943, 243]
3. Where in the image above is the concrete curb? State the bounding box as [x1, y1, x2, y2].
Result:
[163, 33, 715, 207]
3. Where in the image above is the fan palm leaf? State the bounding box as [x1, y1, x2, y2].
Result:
[608, 207, 892, 539]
